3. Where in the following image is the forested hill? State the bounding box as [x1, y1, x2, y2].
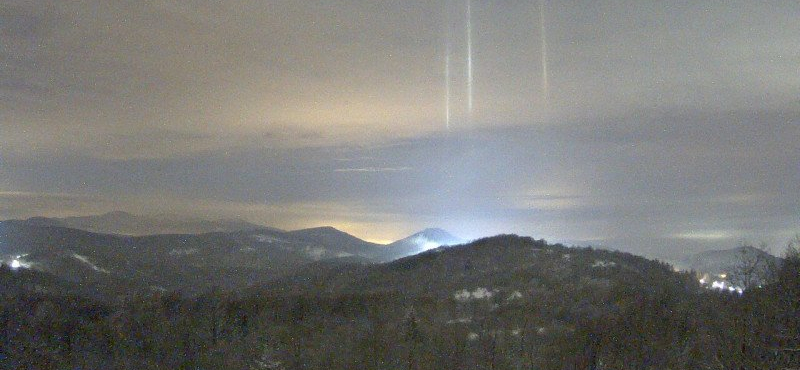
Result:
[268, 234, 694, 299]
[1, 234, 798, 369]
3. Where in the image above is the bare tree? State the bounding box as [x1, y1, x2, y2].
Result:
[733, 241, 776, 289]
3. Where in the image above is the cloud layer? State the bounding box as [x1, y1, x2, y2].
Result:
[1, 1, 798, 256]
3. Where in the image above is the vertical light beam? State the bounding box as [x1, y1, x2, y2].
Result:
[466, 0, 473, 117]
[445, 31, 451, 130]
[539, 0, 549, 106]
[444, 0, 451, 130]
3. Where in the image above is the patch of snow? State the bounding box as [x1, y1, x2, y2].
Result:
[169, 248, 198, 256]
[412, 235, 442, 251]
[453, 290, 471, 301]
[507, 291, 523, 301]
[511, 328, 522, 336]
[537, 327, 546, 335]
[471, 287, 495, 299]
[454, 287, 496, 302]
[72, 254, 110, 274]
[240, 246, 257, 252]
[446, 317, 472, 324]
[467, 332, 479, 341]
[253, 235, 284, 243]
[591, 260, 616, 268]
[562, 253, 571, 260]
[254, 358, 283, 370]
[303, 246, 327, 260]
[335, 252, 353, 258]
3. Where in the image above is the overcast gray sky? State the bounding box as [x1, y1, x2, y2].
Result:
[1, 1, 798, 257]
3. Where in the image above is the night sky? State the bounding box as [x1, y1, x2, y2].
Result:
[1, 1, 798, 258]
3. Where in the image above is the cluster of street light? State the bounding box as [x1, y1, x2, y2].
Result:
[699, 273, 743, 295]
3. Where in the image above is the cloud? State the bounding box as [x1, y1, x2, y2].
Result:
[1, 1, 798, 258]
[672, 230, 736, 241]
[333, 167, 412, 173]
[1, 1, 798, 159]
[0, 191, 110, 219]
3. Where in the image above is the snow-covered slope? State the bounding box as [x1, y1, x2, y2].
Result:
[380, 228, 464, 261]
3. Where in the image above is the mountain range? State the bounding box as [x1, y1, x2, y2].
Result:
[0, 213, 465, 299]
[5, 211, 780, 299]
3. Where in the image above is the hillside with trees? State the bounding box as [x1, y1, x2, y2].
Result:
[1, 234, 797, 369]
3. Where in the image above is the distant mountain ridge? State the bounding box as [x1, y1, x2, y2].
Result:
[0, 216, 463, 298]
[285, 226, 384, 259]
[21, 211, 270, 236]
[10, 213, 464, 261]
[667, 245, 784, 290]
[679, 245, 782, 276]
